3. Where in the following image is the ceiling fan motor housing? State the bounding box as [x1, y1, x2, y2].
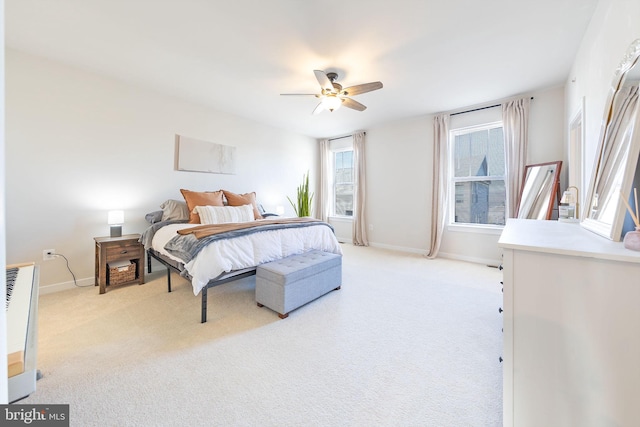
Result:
[326, 72, 343, 93]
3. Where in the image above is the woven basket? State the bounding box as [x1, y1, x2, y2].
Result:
[108, 262, 136, 285]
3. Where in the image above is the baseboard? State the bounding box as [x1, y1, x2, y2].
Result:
[39, 276, 94, 295]
[437, 251, 502, 267]
[368, 242, 428, 256]
[365, 242, 500, 266]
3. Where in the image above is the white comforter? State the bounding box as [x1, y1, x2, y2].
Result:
[152, 222, 342, 295]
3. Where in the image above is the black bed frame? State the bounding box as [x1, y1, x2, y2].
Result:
[146, 249, 257, 323]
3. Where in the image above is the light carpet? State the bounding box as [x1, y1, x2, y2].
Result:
[19, 244, 503, 426]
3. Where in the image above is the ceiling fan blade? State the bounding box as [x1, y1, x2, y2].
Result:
[342, 81, 383, 96]
[342, 97, 367, 111]
[312, 102, 325, 115]
[314, 70, 334, 92]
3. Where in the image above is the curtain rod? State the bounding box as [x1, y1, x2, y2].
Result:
[450, 97, 534, 116]
[328, 131, 366, 141]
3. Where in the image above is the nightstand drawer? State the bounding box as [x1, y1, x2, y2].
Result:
[105, 243, 142, 261]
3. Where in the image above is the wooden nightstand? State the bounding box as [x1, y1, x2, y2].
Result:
[94, 234, 145, 294]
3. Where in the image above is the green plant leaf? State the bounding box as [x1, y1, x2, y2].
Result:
[288, 171, 314, 217]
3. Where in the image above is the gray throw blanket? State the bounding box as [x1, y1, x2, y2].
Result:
[164, 220, 334, 263]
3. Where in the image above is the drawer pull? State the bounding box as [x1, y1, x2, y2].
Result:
[120, 250, 128, 254]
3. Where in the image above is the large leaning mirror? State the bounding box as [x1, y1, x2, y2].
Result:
[516, 161, 562, 220]
[582, 39, 640, 241]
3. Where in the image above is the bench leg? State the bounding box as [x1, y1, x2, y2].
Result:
[257, 302, 288, 319]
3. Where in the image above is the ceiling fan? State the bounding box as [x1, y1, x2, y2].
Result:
[281, 70, 383, 114]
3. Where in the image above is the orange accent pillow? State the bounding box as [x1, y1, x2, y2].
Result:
[222, 190, 263, 220]
[180, 189, 225, 223]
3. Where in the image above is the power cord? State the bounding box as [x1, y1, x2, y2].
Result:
[52, 253, 92, 288]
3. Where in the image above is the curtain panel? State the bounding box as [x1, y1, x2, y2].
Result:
[318, 139, 330, 222]
[427, 114, 450, 259]
[353, 132, 369, 246]
[503, 98, 531, 218]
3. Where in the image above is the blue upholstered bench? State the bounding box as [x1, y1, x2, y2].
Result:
[256, 250, 342, 318]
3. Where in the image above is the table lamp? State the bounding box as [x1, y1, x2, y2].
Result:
[108, 210, 124, 237]
[559, 186, 579, 221]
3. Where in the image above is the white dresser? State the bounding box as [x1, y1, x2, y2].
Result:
[498, 219, 640, 427]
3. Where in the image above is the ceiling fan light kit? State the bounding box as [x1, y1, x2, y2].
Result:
[322, 95, 343, 112]
[282, 70, 383, 115]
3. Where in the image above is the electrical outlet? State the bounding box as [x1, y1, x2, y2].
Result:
[368, 224, 374, 231]
[43, 249, 56, 261]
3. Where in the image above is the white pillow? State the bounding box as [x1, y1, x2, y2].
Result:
[194, 204, 255, 225]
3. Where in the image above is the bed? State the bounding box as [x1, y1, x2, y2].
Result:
[140, 195, 342, 323]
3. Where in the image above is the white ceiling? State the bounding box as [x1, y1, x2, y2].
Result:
[6, 0, 599, 139]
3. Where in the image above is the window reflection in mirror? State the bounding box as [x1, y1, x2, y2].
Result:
[516, 161, 562, 220]
[588, 85, 639, 223]
[583, 39, 640, 240]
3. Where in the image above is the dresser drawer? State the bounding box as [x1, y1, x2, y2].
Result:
[105, 242, 142, 261]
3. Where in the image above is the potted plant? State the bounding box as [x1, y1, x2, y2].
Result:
[288, 171, 314, 217]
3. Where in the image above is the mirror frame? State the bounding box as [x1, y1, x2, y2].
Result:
[516, 161, 562, 220]
[582, 39, 640, 241]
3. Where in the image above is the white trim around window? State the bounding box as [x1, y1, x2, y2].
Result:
[329, 136, 354, 218]
[448, 121, 507, 229]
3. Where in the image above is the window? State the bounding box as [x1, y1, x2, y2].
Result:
[326, 136, 354, 218]
[333, 149, 354, 216]
[450, 123, 506, 226]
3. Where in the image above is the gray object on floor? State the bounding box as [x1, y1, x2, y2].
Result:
[256, 250, 342, 318]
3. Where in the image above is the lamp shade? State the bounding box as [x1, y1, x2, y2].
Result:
[107, 210, 124, 225]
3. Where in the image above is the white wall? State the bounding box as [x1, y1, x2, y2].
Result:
[365, 115, 432, 253]
[6, 49, 317, 290]
[363, 86, 566, 264]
